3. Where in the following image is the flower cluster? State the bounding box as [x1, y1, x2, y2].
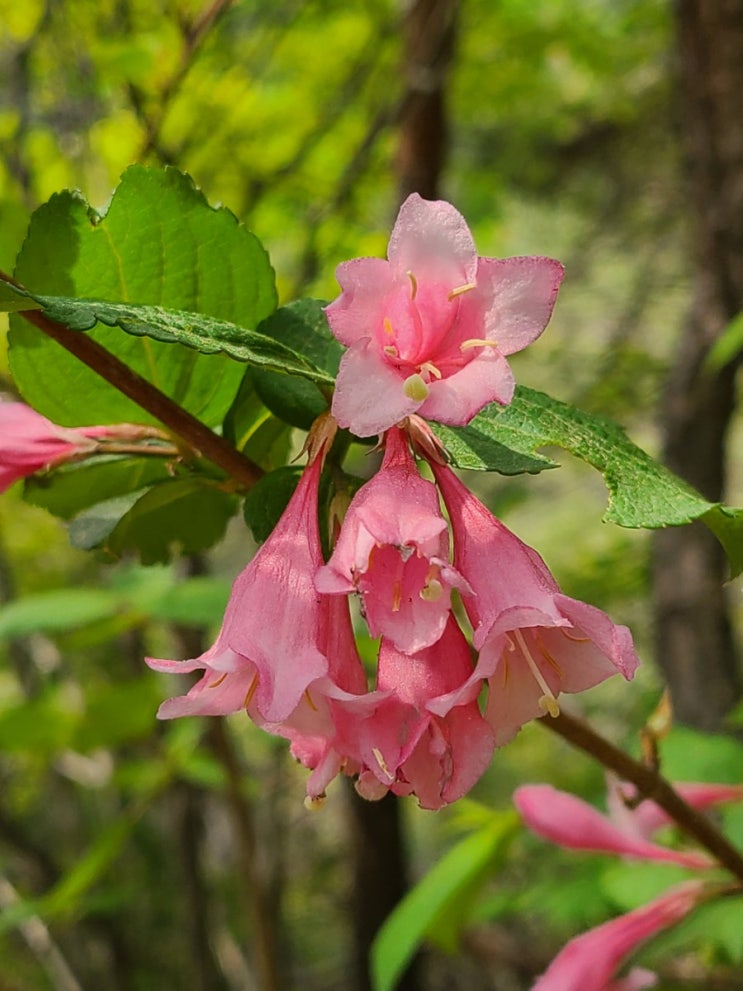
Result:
[148, 195, 640, 809]
[515, 778, 743, 989]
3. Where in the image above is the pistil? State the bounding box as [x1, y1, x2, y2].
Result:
[512, 628, 560, 718]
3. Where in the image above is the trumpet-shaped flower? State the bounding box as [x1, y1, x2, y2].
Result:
[0, 401, 112, 491]
[326, 193, 564, 437]
[332, 616, 495, 810]
[148, 453, 350, 724]
[530, 882, 706, 991]
[431, 460, 639, 743]
[316, 427, 469, 654]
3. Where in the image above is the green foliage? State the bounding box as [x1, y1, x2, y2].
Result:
[436, 386, 743, 575]
[8, 166, 277, 426]
[370, 811, 519, 991]
[0, 283, 335, 385]
[243, 465, 302, 542]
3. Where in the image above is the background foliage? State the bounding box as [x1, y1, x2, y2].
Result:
[0, 2, 741, 989]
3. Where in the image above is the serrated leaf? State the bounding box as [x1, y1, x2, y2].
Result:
[440, 386, 743, 574]
[251, 299, 341, 429]
[8, 166, 277, 427]
[371, 812, 518, 991]
[2, 282, 334, 384]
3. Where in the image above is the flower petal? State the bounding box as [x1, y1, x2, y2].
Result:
[418, 349, 515, 425]
[387, 193, 478, 284]
[331, 340, 418, 437]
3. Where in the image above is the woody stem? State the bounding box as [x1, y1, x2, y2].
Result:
[543, 710, 743, 883]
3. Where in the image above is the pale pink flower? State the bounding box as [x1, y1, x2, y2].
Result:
[431, 460, 639, 743]
[331, 616, 495, 810]
[148, 454, 358, 724]
[514, 783, 712, 869]
[0, 401, 111, 491]
[326, 193, 564, 437]
[531, 882, 705, 991]
[316, 427, 470, 654]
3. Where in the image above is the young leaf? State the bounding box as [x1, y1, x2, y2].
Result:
[8, 166, 277, 427]
[251, 299, 342, 429]
[1, 283, 335, 384]
[370, 812, 519, 991]
[436, 386, 743, 574]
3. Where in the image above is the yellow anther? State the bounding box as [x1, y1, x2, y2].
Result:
[407, 270, 418, 299]
[304, 794, 326, 810]
[403, 373, 429, 401]
[460, 338, 498, 351]
[538, 694, 561, 718]
[383, 317, 395, 336]
[420, 578, 443, 602]
[513, 629, 560, 717]
[372, 747, 394, 780]
[419, 360, 442, 380]
[383, 345, 399, 357]
[448, 282, 477, 300]
[304, 688, 318, 712]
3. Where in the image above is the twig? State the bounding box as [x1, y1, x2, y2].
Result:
[12, 305, 263, 489]
[543, 710, 743, 883]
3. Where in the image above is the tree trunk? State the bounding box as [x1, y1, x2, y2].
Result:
[652, 0, 743, 729]
[346, 3, 458, 989]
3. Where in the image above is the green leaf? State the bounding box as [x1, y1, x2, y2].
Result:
[659, 726, 743, 784]
[251, 299, 341, 429]
[2, 283, 335, 385]
[24, 455, 174, 519]
[371, 812, 519, 991]
[600, 862, 693, 912]
[438, 386, 743, 574]
[704, 312, 743, 371]
[104, 479, 238, 565]
[0, 588, 120, 637]
[243, 466, 302, 542]
[8, 166, 277, 428]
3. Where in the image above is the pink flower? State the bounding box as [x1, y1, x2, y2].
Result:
[431, 460, 639, 743]
[326, 193, 564, 437]
[516, 778, 743, 989]
[316, 427, 469, 654]
[0, 401, 111, 491]
[331, 616, 495, 810]
[530, 882, 705, 991]
[514, 783, 713, 869]
[148, 453, 363, 724]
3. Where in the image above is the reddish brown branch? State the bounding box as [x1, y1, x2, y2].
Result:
[16, 307, 263, 489]
[543, 710, 743, 883]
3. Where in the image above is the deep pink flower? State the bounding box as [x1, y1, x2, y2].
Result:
[0, 401, 112, 491]
[148, 453, 361, 724]
[316, 427, 469, 654]
[326, 193, 564, 437]
[530, 882, 705, 991]
[431, 460, 639, 743]
[331, 616, 495, 810]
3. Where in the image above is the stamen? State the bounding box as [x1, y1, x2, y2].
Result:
[407, 270, 418, 299]
[383, 345, 398, 357]
[513, 628, 560, 718]
[536, 638, 564, 677]
[420, 578, 443, 602]
[383, 317, 395, 336]
[304, 794, 326, 810]
[460, 338, 498, 352]
[403, 373, 429, 401]
[372, 747, 394, 781]
[419, 360, 442, 380]
[304, 688, 318, 712]
[448, 282, 477, 300]
[208, 672, 228, 689]
[562, 629, 592, 643]
[243, 674, 259, 710]
[391, 579, 402, 613]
